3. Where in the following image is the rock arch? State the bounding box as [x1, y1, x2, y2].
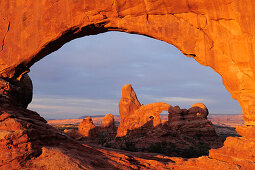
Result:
[0, 0, 255, 125]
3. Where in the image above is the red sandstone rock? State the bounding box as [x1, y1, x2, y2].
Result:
[0, 1, 255, 169]
[78, 116, 96, 137]
[0, 0, 254, 124]
[117, 84, 142, 137]
[0, 73, 32, 108]
[102, 113, 115, 129]
[0, 94, 250, 169]
[136, 102, 171, 127]
[117, 84, 171, 137]
[189, 103, 208, 119]
[112, 85, 221, 157]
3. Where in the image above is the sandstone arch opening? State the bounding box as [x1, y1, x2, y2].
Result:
[1, 1, 255, 168]
[25, 31, 243, 158]
[27, 31, 241, 120]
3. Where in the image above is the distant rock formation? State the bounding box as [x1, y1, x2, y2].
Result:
[78, 116, 96, 137]
[117, 84, 171, 137]
[117, 84, 142, 137]
[77, 114, 117, 141]
[168, 104, 221, 148]
[111, 84, 222, 157]
[102, 114, 115, 129]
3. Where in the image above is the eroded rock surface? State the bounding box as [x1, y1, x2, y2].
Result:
[117, 84, 142, 137]
[0, 103, 249, 169]
[111, 84, 222, 157]
[0, 0, 255, 169]
[102, 113, 115, 129]
[78, 116, 96, 138]
[0, 0, 255, 124]
[117, 84, 171, 137]
[0, 73, 32, 108]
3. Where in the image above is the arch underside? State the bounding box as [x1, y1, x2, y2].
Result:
[0, 0, 255, 124]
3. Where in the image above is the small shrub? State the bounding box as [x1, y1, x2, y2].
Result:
[123, 142, 137, 152]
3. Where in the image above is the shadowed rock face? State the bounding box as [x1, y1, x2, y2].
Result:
[0, 0, 255, 124]
[0, 73, 32, 108]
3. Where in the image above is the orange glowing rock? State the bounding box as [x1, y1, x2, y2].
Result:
[102, 113, 115, 129]
[117, 84, 171, 137]
[78, 116, 96, 137]
[1, 0, 255, 168]
[0, 0, 255, 124]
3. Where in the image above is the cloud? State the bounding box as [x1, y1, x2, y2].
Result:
[140, 95, 214, 105]
[28, 96, 118, 119]
[28, 31, 242, 119]
[159, 97, 207, 103]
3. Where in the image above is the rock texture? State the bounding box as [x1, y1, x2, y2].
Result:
[209, 125, 255, 168]
[0, 0, 255, 124]
[0, 73, 32, 108]
[0, 103, 247, 169]
[0, 0, 255, 169]
[112, 85, 222, 157]
[78, 116, 96, 137]
[0, 101, 71, 169]
[102, 113, 115, 129]
[117, 84, 142, 137]
[117, 84, 171, 137]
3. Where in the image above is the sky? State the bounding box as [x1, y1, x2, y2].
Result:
[27, 31, 242, 120]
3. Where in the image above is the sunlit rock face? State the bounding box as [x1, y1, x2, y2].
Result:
[114, 84, 222, 157]
[0, 0, 255, 169]
[117, 84, 142, 137]
[78, 116, 96, 137]
[102, 113, 115, 129]
[117, 84, 171, 137]
[0, 0, 255, 124]
[78, 114, 116, 139]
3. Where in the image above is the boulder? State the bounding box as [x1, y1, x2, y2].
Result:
[0, 73, 32, 108]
